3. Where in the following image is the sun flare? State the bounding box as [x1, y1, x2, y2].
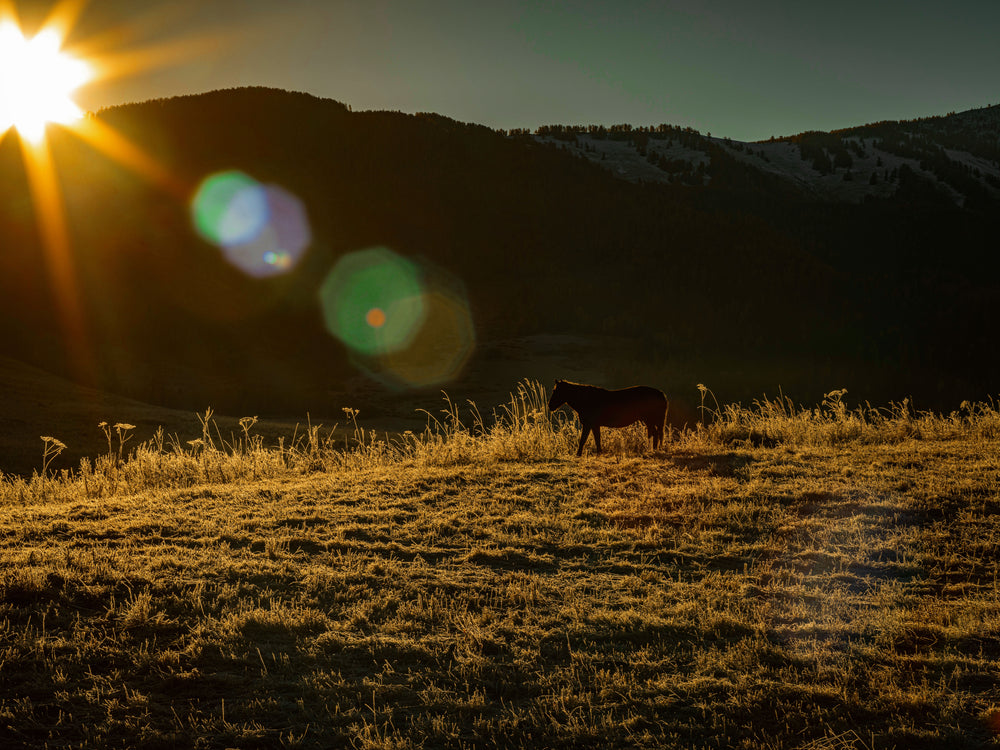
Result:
[0, 20, 92, 143]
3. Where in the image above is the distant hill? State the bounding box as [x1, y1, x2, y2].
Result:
[533, 104, 1000, 207]
[0, 88, 997, 419]
[531, 106, 1000, 396]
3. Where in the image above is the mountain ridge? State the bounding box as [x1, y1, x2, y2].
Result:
[0, 87, 997, 423]
[529, 101, 1000, 207]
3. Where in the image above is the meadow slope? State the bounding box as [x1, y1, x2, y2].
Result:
[2, 384, 1000, 749]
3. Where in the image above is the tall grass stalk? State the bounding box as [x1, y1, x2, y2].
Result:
[685, 387, 1000, 448]
[3, 381, 1000, 503]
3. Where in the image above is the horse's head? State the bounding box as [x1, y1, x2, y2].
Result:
[548, 380, 567, 411]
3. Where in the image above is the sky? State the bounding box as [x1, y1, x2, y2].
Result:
[11, 0, 1000, 142]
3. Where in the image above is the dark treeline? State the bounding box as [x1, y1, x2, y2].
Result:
[0, 88, 997, 411]
[530, 123, 704, 142]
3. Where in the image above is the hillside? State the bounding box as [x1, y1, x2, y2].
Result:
[536, 103, 1000, 207]
[3, 389, 1000, 748]
[0, 88, 998, 437]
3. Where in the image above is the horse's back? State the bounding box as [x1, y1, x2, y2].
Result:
[608, 385, 666, 409]
[614, 385, 666, 401]
[593, 385, 667, 427]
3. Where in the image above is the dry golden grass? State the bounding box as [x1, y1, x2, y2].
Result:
[1, 381, 999, 748]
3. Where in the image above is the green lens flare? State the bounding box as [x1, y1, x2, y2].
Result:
[191, 170, 265, 248]
[191, 171, 312, 278]
[318, 247, 427, 356]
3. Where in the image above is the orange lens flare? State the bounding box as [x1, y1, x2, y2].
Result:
[366, 308, 387, 328]
[0, 18, 92, 143]
[0, 2, 201, 386]
[18, 136, 94, 382]
[72, 116, 189, 199]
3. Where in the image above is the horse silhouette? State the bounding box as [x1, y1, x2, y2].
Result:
[548, 379, 667, 456]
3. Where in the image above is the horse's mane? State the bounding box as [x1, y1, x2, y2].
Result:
[557, 380, 606, 393]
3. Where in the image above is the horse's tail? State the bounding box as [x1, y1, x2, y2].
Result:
[657, 389, 668, 447]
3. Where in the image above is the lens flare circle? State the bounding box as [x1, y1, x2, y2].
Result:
[192, 171, 267, 247]
[379, 289, 476, 388]
[190, 171, 311, 278]
[321, 250, 477, 389]
[0, 21, 92, 143]
[319, 247, 427, 357]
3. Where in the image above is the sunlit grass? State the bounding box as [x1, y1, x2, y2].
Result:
[2, 380, 999, 748]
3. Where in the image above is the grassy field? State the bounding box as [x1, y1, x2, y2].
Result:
[2, 382, 1000, 749]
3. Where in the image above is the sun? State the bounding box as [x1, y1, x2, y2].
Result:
[0, 20, 92, 143]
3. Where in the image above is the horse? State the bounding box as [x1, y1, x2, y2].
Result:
[548, 379, 668, 456]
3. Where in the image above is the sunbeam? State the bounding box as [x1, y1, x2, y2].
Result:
[71, 115, 189, 198]
[0, 3, 193, 386]
[17, 136, 93, 382]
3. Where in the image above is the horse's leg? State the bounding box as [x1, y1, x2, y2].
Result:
[647, 419, 662, 450]
[577, 425, 590, 457]
[652, 405, 666, 450]
[593, 426, 602, 454]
